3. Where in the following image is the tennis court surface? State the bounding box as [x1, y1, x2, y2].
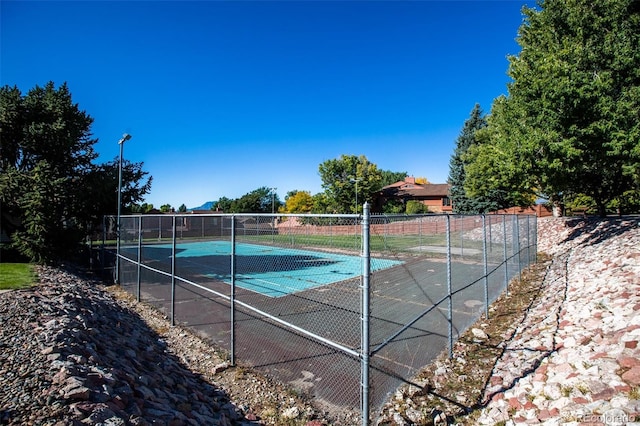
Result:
[149, 241, 403, 297]
[121, 245, 497, 412]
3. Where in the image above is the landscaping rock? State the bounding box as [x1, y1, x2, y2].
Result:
[0, 265, 330, 425]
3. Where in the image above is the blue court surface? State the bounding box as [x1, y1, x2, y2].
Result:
[151, 241, 402, 297]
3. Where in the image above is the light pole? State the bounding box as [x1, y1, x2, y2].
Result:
[115, 133, 132, 284]
[350, 178, 362, 214]
[270, 187, 277, 242]
[270, 187, 277, 214]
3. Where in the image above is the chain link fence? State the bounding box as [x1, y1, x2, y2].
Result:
[98, 206, 537, 424]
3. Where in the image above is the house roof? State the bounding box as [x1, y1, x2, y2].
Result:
[380, 180, 450, 198]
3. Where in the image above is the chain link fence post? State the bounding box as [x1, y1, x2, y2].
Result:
[482, 214, 489, 318]
[137, 216, 142, 302]
[503, 215, 509, 295]
[101, 216, 106, 278]
[533, 215, 537, 263]
[115, 217, 121, 285]
[170, 215, 177, 327]
[526, 215, 532, 264]
[230, 216, 236, 366]
[361, 203, 371, 426]
[446, 214, 453, 359]
[514, 215, 521, 282]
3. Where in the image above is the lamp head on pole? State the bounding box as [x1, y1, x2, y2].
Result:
[119, 133, 132, 144]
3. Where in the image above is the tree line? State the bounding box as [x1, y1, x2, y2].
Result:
[449, 0, 640, 217]
[126, 156, 409, 215]
[2, 0, 638, 263]
[0, 83, 409, 263]
[198, 157, 410, 215]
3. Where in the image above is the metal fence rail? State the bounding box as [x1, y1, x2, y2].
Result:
[100, 206, 537, 424]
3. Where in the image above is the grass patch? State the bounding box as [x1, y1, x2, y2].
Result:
[0, 263, 37, 290]
[237, 232, 485, 253]
[138, 233, 492, 259]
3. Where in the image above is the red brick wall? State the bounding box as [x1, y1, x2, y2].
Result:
[491, 205, 552, 217]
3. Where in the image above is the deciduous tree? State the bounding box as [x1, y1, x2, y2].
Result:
[465, 0, 640, 216]
[281, 190, 313, 213]
[131, 203, 155, 214]
[229, 187, 281, 213]
[318, 154, 382, 213]
[405, 200, 428, 214]
[378, 170, 408, 190]
[215, 197, 233, 212]
[464, 98, 533, 210]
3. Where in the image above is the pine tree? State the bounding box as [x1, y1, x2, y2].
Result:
[0, 82, 151, 262]
[448, 104, 488, 213]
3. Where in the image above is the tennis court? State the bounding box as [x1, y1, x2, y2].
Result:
[113, 212, 537, 421]
[147, 241, 403, 297]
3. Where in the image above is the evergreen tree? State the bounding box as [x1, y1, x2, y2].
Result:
[448, 104, 488, 213]
[0, 82, 151, 262]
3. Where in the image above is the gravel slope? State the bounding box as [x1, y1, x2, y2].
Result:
[0, 266, 332, 425]
[377, 216, 640, 425]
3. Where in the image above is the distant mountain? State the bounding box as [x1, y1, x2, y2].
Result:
[189, 201, 215, 211]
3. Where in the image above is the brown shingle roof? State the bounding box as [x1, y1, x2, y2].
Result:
[381, 181, 450, 198]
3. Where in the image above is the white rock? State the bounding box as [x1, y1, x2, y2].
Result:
[392, 412, 407, 425]
[471, 328, 489, 340]
[434, 366, 447, 376]
[404, 407, 423, 424]
[281, 406, 300, 419]
[543, 383, 563, 400]
[549, 396, 572, 411]
[609, 395, 630, 408]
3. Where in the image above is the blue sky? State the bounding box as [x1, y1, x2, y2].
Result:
[1, 1, 531, 209]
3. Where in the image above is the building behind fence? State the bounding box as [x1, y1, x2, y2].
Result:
[100, 205, 537, 424]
